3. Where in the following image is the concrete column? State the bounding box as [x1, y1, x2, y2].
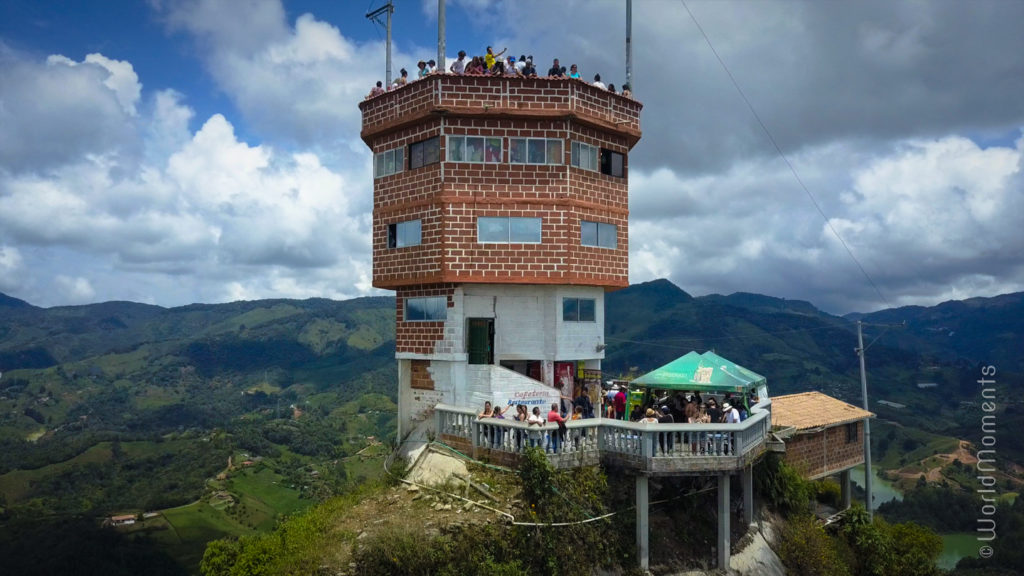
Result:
[718, 472, 731, 570]
[840, 469, 852, 509]
[742, 465, 754, 527]
[636, 475, 649, 571]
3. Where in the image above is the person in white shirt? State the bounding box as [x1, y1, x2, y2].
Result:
[639, 408, 659, 424]
[526, 406, 545, 447]
[592, 73, 606, 90]
[449, 50, 467, 74]
[723, 402, 740, 424]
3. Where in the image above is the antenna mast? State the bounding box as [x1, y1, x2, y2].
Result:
[857, 321, 873, 519]
[366, 1, 395, 86]
[438, 0, 446, 72]
[626, 0, 633, 92]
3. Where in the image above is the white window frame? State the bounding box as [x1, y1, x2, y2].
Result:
[581, 220, 617, 249]
[374, 147, 404, 178]
[388, 219, 422, 248]
[405, 296, 447, 322]
[448, 135, 503, 163]
[570, 141, 599, 172]
[477, 217, 542, 244]
[509, 137, 563, 165]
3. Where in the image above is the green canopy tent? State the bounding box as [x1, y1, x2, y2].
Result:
[631, 351, 766, 394]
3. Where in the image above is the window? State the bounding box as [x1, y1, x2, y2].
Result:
[570, 141, 599, 171]
[448, 136, 502, 163]
[509, 138, 562, 165]
[600, 149, 625, 177]
[409, 136, 440, 170]
[846, 422, 858, 444]
[374, 147, 404, 178]
[581, 220, 617, 249]
[562, 298, 596, 322]
[477, 217, 542, 243]
[405, 296, 447, 321]
[387, 219, 421, 248]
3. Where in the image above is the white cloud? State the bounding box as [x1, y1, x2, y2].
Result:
[0, 47, 139, 172]
[157, 1, 433, 145]
[55, 275, 96, 303]
[4, 0, 1024, 315]
[0, 44, 374, 307]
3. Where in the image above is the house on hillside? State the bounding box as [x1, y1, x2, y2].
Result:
[108, 514, 136, 526]
[771, 391, 874, 509]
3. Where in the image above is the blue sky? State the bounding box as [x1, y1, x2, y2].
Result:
[2, 0, 1024, 314]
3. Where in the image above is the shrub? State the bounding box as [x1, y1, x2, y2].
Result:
[755, 453, 813, 516]
[814, 479, 842, 509]
[778, 514, 851, 576]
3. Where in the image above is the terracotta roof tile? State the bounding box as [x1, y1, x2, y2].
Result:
[771, 391, 874, 431]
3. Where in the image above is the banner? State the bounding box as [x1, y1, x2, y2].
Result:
[496, 387, 561, 408]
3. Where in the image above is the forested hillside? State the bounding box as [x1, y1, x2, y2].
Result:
[1, 280, 1021, 573]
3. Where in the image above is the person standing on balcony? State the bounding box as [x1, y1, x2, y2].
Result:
[573, 386, 594, 419]
[548, 58, 565, 77]
[547, 403, 567, 453]
[639, 408, 659, 424]
[527, 406, 545, 448]
[450, 50, 467, 74]
[723, 401, 740, 424]
[485, 46, 507, 72]
[593, 73, 606, 89]
[614, 386, 627, 420]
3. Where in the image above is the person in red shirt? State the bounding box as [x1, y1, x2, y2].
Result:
[614, 387, 627, 420]
[547, 403, 566, 453]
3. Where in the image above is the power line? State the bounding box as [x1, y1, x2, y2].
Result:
[679, 0, 893, 311]
[605, 322, 849, 350]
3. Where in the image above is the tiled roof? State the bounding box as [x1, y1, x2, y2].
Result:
[771, 391, 874, 431]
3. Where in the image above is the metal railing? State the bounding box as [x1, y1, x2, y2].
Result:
[434, 402, 769, 473]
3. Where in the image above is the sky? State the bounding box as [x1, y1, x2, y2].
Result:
[1, 0, 1023, 314]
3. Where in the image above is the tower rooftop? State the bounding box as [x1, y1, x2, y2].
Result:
[360, 75, 642, 147]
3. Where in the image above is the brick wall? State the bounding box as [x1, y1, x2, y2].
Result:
[395, 284, 456, 354]
[783, 422, 866, 480]
[410, 360, 435, 390]
[370, 115, 632, 290]
[359, 75, 642, 139]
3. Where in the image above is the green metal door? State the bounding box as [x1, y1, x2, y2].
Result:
[467, 318, 493, 365]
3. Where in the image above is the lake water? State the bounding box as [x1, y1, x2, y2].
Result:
[848, 468, 982, 569]
[938, 532, 979, 570]
[850, 465, 904, 504]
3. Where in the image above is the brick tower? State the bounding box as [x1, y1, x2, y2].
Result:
[359, 75, 642, 438]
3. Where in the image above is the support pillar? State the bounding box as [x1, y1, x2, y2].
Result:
[718, 472, 731, 569]
[636, 475, 649, 571]
[742, 465, 754, 527]
[840, 469, 852, 509]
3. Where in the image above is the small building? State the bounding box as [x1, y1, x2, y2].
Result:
[771, 391, 874, 509]
[109, 514, 136, 526]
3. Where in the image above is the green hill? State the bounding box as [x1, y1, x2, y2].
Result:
[1, 282, 1021, 572]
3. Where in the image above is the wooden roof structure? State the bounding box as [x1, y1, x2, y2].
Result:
[771, 391, 874, 431]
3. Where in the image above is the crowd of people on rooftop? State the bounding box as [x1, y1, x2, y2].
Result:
[366, 45, 632, 100]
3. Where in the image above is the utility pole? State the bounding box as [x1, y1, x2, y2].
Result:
[856, 319, 904, 520]
[438, 0, 446, 72]
[625, 0, 633, 93]
[366, 1, 395, 86]
[856, 320, 873, 519]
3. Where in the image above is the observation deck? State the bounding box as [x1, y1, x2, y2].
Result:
[434, 396, 771, 476]
[359, 74, 642, 145]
